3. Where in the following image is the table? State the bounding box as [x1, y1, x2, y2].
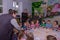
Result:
[28, 28, 60, 40]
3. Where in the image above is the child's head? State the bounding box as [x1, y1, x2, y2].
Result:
[31, 21, 34, 24]
[42, 20, 45, 23]
[26, 21, 29, 24]
[18, 30, 25, 40]
[39, 15, 42, 18]
[24, 22, 27, 26]
[26, 32, 34, 40]
[26, 21, 30, 27]
[36, 20, 39, 23]
[53, 21, 58, 25]
[35, 20, 39, 24]
[47, 35, 57, 40]
[18, 30, 34, 40]
[47, 20, 51, 24]
[19, 22, 22, 26]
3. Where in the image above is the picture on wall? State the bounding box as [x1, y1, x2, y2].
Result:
[32, 1, 47, 17]
[32, 1, 43, 17]
[32, 0, 60, 18]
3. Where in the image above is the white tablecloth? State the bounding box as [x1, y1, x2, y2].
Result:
[29, 28, 60, 40]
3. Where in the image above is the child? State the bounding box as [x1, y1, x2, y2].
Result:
[22, 22, 27, 30]
[30, 21, 35, 29]
[47, 35, 57, 40]
[53, 21, 59, 30]
[18, 30, 27, 40]
[41, 20, 46, 27]
[26, 32, 34, 40]
[35, 20, 40, 28]
[26, 21, 30, 29]
[46, 20, 52, 28]
[19, 22, 22, 28]
[38, 15, 42, 25]
[12, 28, 19, 40]
[18, 30, 34, 40]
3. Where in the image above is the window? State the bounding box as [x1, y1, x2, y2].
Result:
[0, 0, 3, 13]
[0, 0, 2, 5]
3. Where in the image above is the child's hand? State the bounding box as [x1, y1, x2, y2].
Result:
[13, 28, 18, 33]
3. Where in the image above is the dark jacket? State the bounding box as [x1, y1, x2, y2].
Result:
[22, 12, 28, 23]
[0, 14, 14, 40]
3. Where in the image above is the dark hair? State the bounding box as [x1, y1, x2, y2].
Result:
[8, 9, 17, 14]
[59, 25, 60, 28]
[54, 21, 58, 25]
[47, 20, 51, 22]
[12, 10, 17, 14]
[42, 20, 45, 22]
[8, 9, 13, 14]
[47, 35, 57, 40]
[34, 20, 39, 24]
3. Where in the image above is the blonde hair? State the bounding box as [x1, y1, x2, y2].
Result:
[18, 30, 34, 40]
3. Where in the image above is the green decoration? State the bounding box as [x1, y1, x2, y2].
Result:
[32, 1, 43, 17]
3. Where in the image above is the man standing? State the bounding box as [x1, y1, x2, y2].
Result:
[22, 9, 28, 25]
[0, 9, 21, 40]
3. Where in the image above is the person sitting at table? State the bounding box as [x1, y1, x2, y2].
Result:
[30, 21, 35, 29]
[26, 21, 31, 30]
[19, 22, 22, 27]
[53, 20, 59, 30]
[35, 20, 40, 28]
[22, 22, 27, 30]
[12, 28, 19, 40]
[26, 32, 34, 40]
[38, 15, 42, 25]
[41, 20, 46, 27]
[46, 20, 52, 28]
[18, 30, 27, 40]
[47, 35, 57, 40]
[18, 30, 34, 40]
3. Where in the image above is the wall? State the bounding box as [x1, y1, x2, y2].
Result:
[1, 0, 60, 15]
[2, 0, 13, 14]
[0, 0, 32, 16]
[18, 0, 32, 16]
